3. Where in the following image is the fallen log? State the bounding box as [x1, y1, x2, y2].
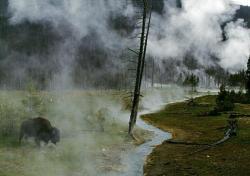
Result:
[187, 117, 238, 156]
[224, 112, 250, 118]
[165, 140, 209, 146]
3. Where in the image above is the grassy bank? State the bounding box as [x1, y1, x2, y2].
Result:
[142, 95, 250, 176]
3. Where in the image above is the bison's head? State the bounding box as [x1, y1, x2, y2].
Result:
[51, 127, 60, 144]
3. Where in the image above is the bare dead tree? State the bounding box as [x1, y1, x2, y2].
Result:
[139, 5, 152, 90]
[128, 0, 152, 136]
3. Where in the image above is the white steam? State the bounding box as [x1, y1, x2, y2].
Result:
[7, 0, 136, 89]
[148, 0, 250, 71]
[8, 0, 129, 40]
[7, 0, 250, 86]
[232, 0, 250, 6]
[218, 20, 250, 71]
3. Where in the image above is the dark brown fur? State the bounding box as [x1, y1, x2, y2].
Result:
[19, 117, 60, 146]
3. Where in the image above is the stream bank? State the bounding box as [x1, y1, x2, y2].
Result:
[142, 95, 250, 176]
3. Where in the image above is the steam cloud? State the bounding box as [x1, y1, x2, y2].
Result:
[7, 0, 136, 89]
[148, 0, 250, 72]
[4, 0, 250, 89]
[8, 0, 132, 43]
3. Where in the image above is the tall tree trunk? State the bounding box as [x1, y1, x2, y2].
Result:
[128, 0, 151, 135]
[139, 7, 152, 90]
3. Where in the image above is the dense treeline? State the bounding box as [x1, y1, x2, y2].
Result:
[212, 57, 250, 114]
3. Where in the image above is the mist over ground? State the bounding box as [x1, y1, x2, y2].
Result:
[0, 85, 190, 176]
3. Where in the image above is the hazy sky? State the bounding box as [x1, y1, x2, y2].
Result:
[232, 0, 250, 6]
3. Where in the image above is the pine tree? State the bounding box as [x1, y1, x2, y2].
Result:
[216, 84, 234, 111]
[246, 56, 250, 96]
[183, 73, 199, 92]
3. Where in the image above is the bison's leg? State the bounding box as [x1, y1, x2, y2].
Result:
[39, 133, 50, 145]
[19, 129, 25, 145]
[36, 133, 50, 146]
[35, 138, 41, 147]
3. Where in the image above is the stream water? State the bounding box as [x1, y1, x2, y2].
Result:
[119, 112, 171, 176]
[117, 88, 216, 176]
[114, 87, 186, 176]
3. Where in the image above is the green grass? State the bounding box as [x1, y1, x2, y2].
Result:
[142, 95, 250, 176]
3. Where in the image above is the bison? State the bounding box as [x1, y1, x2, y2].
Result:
[19, 117, 60, 146]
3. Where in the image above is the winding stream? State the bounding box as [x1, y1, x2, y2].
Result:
[117, 88, 186, 176]
[120, 112, 172, 176]
[118, 88, 215, 176]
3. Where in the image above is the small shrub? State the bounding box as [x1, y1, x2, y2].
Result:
[22, 83, 50, 116]
[216, 85, 235, 111]
[208, 107, 221, 116]
[121, 95, 142, 111]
